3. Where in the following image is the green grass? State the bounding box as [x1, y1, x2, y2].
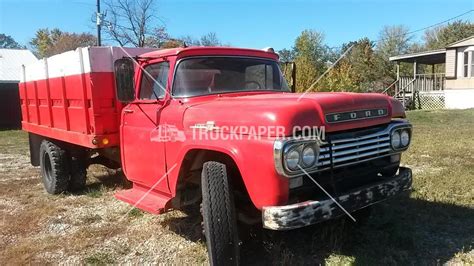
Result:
[0, 130, 29, 155]
[340, 109, 474, 265]
[1, 109, 473, 264]
[84, 252, 115, 265]
[240, 108, 474, 265]
[84, 187, 104, 198]
[127, 208, 144, 218]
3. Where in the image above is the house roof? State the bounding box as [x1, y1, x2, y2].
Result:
[446, 35, 474, 48]
[0, 49, 38, 83]
[389, 49, 446, 64]
[388, 36, 474, 65]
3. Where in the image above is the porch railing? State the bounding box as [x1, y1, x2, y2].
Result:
[412, 73, 445, 92]
[382, 73, 445, 109]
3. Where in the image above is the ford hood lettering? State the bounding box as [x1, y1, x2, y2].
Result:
[326, 108, 388, 123]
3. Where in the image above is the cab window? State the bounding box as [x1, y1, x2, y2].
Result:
[139, 62, 170, 99]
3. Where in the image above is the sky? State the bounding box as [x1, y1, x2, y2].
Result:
[0, 0, 473, 51]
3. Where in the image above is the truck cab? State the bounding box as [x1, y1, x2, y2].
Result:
[22, 46, 412, 265]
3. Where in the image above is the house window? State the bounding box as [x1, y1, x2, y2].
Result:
[471, 52, 474, 77]
[464, 51, 469, 78]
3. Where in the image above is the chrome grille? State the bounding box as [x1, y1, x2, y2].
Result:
[317, 130, 392, 170]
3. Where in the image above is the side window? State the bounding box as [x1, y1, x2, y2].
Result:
[139, 62, 170, 99]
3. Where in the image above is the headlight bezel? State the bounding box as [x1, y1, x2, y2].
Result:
[390, 126, 411, 151]
[275, 138, 321, 177]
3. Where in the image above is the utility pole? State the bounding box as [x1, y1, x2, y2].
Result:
[96, 0, 102, 46]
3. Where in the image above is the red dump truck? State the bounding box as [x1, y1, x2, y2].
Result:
[20, 46, 412, 265]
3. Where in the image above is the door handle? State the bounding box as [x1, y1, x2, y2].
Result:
[123, 109, 134, 114]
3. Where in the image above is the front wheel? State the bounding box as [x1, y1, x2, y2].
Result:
[201, 161, 240, 265]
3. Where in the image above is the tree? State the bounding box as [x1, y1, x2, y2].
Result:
[104, 0, 164, 47]
[143, 27, 170, 48]
[424, 20, 474, 49]
[180, 35, 201, 46]
[374, 25, 413, 82]
[278, 48, 294, 62]
[315, 38, 378, 92]
[30, 28, 96, 58]
[200, 32, 221, 46]
[0, 34, 24, 49]
[292, 30, 330, 91]
[319, 60, 358, 92]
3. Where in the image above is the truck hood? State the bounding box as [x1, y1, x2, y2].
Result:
[182, 92, 403, 136]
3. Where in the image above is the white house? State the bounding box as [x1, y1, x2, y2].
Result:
[388, 35, 474, 109]
[444, 37, 474, 109]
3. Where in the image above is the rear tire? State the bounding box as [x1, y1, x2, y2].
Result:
[201, 161, 239, 265]
[68, 155, 87, 191]
[39, 140, 70, 194]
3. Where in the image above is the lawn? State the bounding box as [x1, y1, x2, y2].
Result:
[0, 109, 473, 264]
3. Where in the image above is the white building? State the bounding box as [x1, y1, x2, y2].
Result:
[388, 35, 474, 109]
[0, 49, 37, 128]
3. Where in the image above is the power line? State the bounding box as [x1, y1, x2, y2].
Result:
[327, 9, 474, 51]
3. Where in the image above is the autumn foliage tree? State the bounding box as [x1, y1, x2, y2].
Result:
[291, 30, 331, 92]
[30, 28, 96, 58]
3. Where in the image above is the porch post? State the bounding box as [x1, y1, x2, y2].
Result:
[396, 62, 400, 80]
[413, 60, 417, 78]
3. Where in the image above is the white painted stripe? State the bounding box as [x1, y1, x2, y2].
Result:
[21, 47, 158, 82]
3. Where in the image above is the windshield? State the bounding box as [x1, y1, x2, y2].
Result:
[172, 57, 290, 97]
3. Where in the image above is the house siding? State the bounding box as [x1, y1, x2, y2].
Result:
[445, 48, 456, 78]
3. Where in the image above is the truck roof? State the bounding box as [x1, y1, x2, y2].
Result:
[139, 46, 279, 60]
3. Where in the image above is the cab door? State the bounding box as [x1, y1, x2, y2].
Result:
[121, 60, 171, 193]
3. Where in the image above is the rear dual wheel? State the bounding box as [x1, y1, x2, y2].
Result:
[39, 140, 87, 194]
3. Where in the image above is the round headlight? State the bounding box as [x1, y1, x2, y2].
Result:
[391, 131, 401, 149]
[401, 130, 410, 147]
[285, 149, 300, 171]
[302, 145, 316, 167]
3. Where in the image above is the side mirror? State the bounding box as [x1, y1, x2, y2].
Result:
[281, 62, 296, 93]
[114, 58, 135, 103]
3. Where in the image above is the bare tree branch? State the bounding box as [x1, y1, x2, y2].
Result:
[103, 0, 162, 47]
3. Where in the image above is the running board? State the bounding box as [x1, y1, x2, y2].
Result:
[115, 185, 172, 214]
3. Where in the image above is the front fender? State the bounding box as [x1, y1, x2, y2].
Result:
[166, 135, 289, 209]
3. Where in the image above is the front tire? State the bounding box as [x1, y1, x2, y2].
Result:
[201, 161, 239, 265]
[39, 140, 70, 194]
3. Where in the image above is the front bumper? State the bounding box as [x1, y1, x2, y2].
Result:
[262, 167, 412, 230]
